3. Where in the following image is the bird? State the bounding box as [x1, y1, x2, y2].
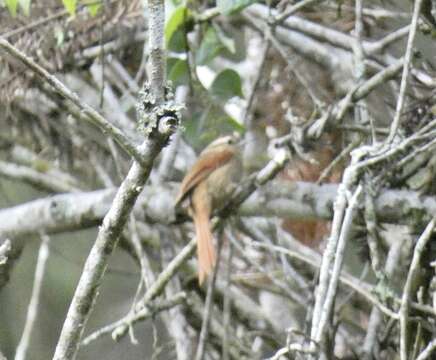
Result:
[175, 135, 242, 284]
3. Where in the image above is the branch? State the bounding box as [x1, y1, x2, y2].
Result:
[361, 239, 404, 359]
[0, 161, 83, 193]
[15, 235, 50, 360]
[81, 292, 187, 346]
[2, 182, 436, 242]
[416, 339, 436, 360]
[313, 185, 363, 346]
[194, 241, 222, 360]
[386, 0, 424, 144]
[0, 239, 13, 295]
[0, 189, 116, 240]
[399, 218, 435, 360]
[52, 0, 176, 357]
[0, 38, 143, 164]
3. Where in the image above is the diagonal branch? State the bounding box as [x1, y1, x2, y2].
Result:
[399, 218, 436, 360]
[386, 0, 424, 144]
[0, 38, 143, 164]
[52, 0, 175, 358]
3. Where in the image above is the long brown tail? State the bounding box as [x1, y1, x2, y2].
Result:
[193, 208, 216, 285]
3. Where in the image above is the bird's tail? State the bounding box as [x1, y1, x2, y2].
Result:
[193, 210, 216, 285]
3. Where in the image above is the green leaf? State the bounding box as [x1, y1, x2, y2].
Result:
[214, 24, 235, 54]
[183, 106, 245, 150]
[62, 0, 77, 17]
[165, 6, 191, 45]
[168, 29, 188, 53]
[210, 69, 243, 102]
[86, 1, 101, 16]
[5, 0, 18, 17]
[167, 58, 190, 86]
[216, 0, 257, 15]
[18, 0, 30, 16]
[225, 116, 246, 133]
[195, 26, 225, 65]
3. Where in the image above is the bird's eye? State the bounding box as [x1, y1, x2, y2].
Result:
[228, 138, 234, 144]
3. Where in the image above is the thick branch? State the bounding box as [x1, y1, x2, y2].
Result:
[1, 182, 435, 242]
[52, 0, 171, 357]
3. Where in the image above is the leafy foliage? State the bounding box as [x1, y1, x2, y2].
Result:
[165, 5, 192, 52]
[62, 0, 77, 17]
[167, 58, 190, 86]
[4, 0, 32, 17]
[210, 69, 243, 102]
[196, 24, 239, 65]
[85, 0, 101, 16]
[196, 26, 226, 65]
[183, 105, 245, 149]
[5, 0, 19, 17]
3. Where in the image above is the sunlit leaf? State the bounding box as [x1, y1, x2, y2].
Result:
[165, 6, 191, 45]
[210, 69, 243, 102]
[86, 1, 101, 16]
[62, 0, 77, 17]
[5, 0, 18, 17]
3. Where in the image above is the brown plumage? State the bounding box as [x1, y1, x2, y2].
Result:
[176, 136, 242, 284]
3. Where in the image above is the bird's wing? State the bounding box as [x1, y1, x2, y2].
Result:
[175, 148, 235, 205]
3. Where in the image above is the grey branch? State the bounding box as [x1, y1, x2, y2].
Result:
[399, 218, 435, 360]
[81, 292, 187, 346]
[1, 182, 435, 243]
[0, 38, 143, 164]
[15, 235, 50, 360]
[0, 160, 83, 193]
[52, 0, 173, 357]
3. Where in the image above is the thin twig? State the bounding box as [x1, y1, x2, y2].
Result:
[361, 240, 404, 359]
[314, 185, 363, 345]
[386, 0, 423, 144]
[160, 232, 196, 360]
[368, 25, 410, 55]
[0, 160, 83, 193]
[222, 239, 233, 360]
[231, 228, 306, 305]
[399, 218, 435, 360]
[242, 40, 270, 128]
[317, 139, 360, 184]
[194, 236, 223, 360]
[251, 241, 399, 319]
[0, 39, 143, 165]
[81, 293, 187, 346]
[15, 235, 50, 360]
[274, 0, 321, 24]
[416, 339, 436, 360]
